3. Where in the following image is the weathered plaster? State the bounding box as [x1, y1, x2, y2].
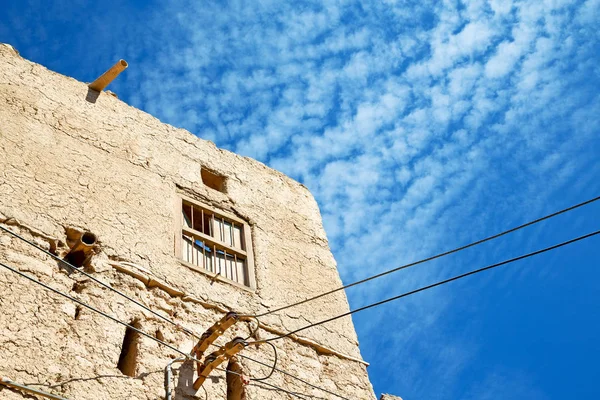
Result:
[0, 44, 376, 399]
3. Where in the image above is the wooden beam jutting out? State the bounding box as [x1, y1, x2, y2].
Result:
[88, 59, 128, 92]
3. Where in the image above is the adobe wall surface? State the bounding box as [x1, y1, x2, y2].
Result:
[0, 44, 376, 400]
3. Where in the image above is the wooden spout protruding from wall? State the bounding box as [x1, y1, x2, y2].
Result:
[88, 59, 128, 92]
[66, 231, 97, 268]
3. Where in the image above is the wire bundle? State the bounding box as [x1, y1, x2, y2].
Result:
[1, 195, 598, 399]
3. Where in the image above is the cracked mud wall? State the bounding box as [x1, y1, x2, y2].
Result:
[0, 44, 376, 399]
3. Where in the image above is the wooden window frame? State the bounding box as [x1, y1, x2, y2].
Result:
[174, 195, 256, 291]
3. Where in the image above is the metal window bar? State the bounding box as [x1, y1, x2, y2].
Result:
[202, 239, 206, 271]
[222, 249, 228, 280]
[191, 206, 195, 266]
[221, 217, 225, 243]
[213, 244, 218, 276]
[184, 234, 249, 285]
[232, 222, 236, 248]
[233, 253, 238, 283]
[238, 225, 244, 251]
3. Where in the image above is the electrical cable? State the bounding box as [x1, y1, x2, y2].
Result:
[216, 366, 310, 400]
[0, 261, 329, 400]
[1, 225, 350, 399]
[239, 354, 350, 400]
[0, 260, 200, 360]
[0, 225, 201, 339]
[249, 342, 278, 381]
[249, 379, 333, 400]
[242, 316, 260, 341]
[250, 382, 310, 400]
[207, 340, 348, 399]
[247, 229, 600, 344]
[248, 195, 600, 318]
[7, 199, 596, 398]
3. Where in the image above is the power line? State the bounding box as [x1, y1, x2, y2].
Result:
[248, 229, 600, 344]
[0, 225, 201, 339]
[1, 226, 349, 400]
[239, 354, 350, 400]
[207, 338, 350, 399]
[249, 195, 600, 318]
[7, 197, 596, 398]
[247, 381, 311, 400]
[249, 342, 278, 381]
[0, 260, 199, 359]
[216, 366, 313, 400]
[0, 261, 346, 400]
[221, 362, 334, 400]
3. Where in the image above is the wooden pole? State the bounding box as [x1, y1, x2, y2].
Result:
[88, 59, 128, 92]
[226, 357, 247, 400]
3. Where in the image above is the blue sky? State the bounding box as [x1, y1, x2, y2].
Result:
[2, 0, 599, 398]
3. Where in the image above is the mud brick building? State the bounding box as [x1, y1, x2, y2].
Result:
[0, 43, 381, 400]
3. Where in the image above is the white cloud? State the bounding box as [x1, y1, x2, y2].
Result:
[485, 40, 525, 78]
[489, 0, 514, 16]
[577, 0, 600, 24]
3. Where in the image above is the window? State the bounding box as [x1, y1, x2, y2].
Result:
[177, 196, 255, 289]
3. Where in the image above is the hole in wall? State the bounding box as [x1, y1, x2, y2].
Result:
[117, 319, 142, 377]
[201, 168, 227, 193]
[71, 281, 85, 293]
[81, 232, 97, 245]
[155, 329, 165, 342]
[63, 229, 98, 269]
[74, 306, 82, 320]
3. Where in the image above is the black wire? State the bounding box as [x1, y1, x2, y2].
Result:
[249, 342, 277, 381]
[248, 195, 600, 318]
[247, 229, 600, 344]
[217, 366, 310, 400]
[1, 262, 326, 399]
[2, 225, 350, 400]
[239, 354, 350, 400]
[247, 381, 310, 400]
[0, 260, 201, 360]
[208, 340, 349, 399]
[11, 198, 593, 397]
[0, 225, 201, 339]
[242, 316, 260, 341]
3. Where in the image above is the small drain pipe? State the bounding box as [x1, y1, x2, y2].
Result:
[66, 232, 97, 268]
[0, 377, 69, 400]
[88, 59, 128, 92]
[164, 357, 186, 400]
